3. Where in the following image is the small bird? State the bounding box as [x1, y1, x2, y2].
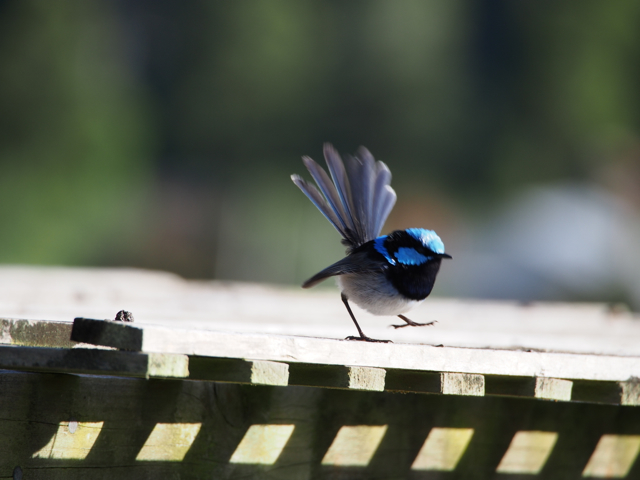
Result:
[291, 143, 452, 342]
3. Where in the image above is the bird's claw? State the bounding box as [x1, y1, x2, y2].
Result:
[345, 335, 392, 343]
[390, 320, 437, 329]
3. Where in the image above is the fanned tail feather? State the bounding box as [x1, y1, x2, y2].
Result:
[292, 143, 397, 249]
[291, 174, 344, 234]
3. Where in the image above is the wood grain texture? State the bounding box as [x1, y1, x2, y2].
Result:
[2, 267, 640, 478]
[572, 380, 625, 405]
[1, 370, 639, 480]
[535, 377, 573, 401]
[347, 366, 385, 391]
[288, 364, 385, 391]
[384, 369, 443, 394]
[0, 318, 75, 348]
[441, 373, 485, 396]
[188, 357, 288, 386]
[1, 266, 639, 357]
[71, 318, 142, 351]
[385, 371, 485, 396]
[0, 345, 188, 379]
[571, 379, 640, 406]
[486, 376, 573, 401]
[621, 379, 640, 406]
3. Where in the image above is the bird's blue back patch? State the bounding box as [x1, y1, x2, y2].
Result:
[395, 247, 430, 265]
[406, 228, 445, 254]
[374, 236, 396, 265]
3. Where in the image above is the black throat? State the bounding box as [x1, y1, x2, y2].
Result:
[385, 258, 443, 300]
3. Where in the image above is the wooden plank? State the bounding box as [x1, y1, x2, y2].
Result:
[621, 379, 640, 406]
[147, 353, 190, 378]
[385, 370, 484, 396]
[486, 376, 573, 401]
[442, 373, 484, 396]
[348, 366, 386, 391]
[288, 364, 385, 391]
[535, 377, 573, 401]
[0, 345, 188, 379]
[188, 357, 288, 386]
[384, 369, 442, 394]
[71, 317, 142, 351]
[4, 266, 640, 357]
[571, 380, 624, 405]
[70, 317, 640, 383]
[1, 370, 639, 479]
[0, 318, 75, 348]
[572, 379, 640, 406]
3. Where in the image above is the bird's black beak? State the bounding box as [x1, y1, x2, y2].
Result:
[441, 253, 452, 259]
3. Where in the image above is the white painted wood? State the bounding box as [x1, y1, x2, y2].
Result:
[621, 381, 640, 406]
[69, 322, 640, 383]
[534, 377, 573, 401]
[0, 266, 639, 357]
[347, 366, 385, 391]
[249, 360, 289, 386]
[1, 266, 639, 385]
[441, 373, 484, 396]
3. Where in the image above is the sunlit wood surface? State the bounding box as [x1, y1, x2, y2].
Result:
[1, 265, 639, 355]
[0, 266, 639, 479]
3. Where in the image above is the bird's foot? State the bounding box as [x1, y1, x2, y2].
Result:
[345, 335, 392, 343]
[391, 315, 438, 329]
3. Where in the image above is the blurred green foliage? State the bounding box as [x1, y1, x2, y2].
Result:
[0, 0, 638, 286]
[0, 0, 153, 265]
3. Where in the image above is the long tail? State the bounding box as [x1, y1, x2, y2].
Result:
[291, 143, 397, 250]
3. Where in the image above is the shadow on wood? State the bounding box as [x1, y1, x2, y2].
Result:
[2, 370, 640, 479]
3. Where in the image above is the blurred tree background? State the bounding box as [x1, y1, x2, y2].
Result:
[1, 0, 639, 307]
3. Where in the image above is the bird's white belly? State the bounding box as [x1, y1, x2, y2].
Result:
[337, 273, 423, 316]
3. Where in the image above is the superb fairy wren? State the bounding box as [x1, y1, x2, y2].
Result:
[291, 144, 452, 342]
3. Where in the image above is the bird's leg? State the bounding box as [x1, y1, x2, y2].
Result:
[391, 314, 437, 329]
[341, 293, 392, 343]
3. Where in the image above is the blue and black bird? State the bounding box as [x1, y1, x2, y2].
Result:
[292, 144, 452, 342]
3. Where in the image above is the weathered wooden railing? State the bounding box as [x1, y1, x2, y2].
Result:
[0, 267, 639, 479]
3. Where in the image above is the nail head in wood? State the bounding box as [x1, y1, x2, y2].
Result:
[114, 310, 134, 322]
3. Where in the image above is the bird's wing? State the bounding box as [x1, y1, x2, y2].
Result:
[302, 251, 382, 288]
[292, 143, 397, 250]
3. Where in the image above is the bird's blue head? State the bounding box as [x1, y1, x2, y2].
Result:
[374, 228, 451, 266]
